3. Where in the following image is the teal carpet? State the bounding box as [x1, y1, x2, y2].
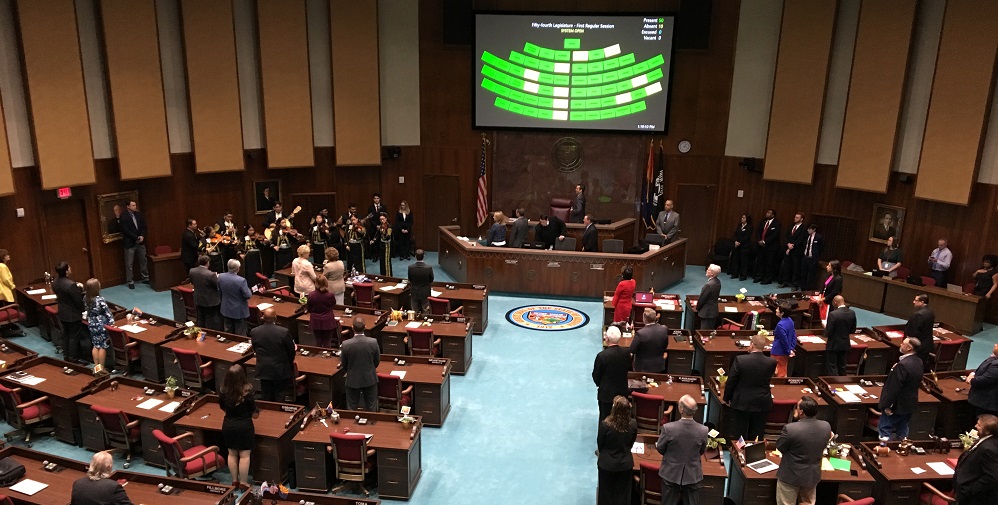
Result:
[4, 257, 996, 504]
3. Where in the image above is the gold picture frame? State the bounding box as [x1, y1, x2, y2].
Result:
[97, 190, 139, 244]
[869, 203, 904, 244]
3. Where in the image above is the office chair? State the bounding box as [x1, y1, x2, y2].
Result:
[718, 311, 757, 331]
[837, 496, 876, 505]
[352, 282, 380, 309]
[931, 340, 964, 372]
[554, 237, 577, 251]
[173, 348, 214, 391]
[427, 296, 463, 317]
[549, 198, 572, 223]
[376, 372, 413, 413]
[638, 462, 662, 505]
[918, 483, 955, 504]
[0, 303, 24, 337]
[602, 239, 624, 253]
[153, 429, 223, 480]
[406, 327, 441, 357]
[90, 405, 141, 468]
[43, 304, 62, 345]
[844, 344, 868, 375]
[0, 384, 53, 447]
[177, 286, 197, 322]
[764, 399, 798, 438]
[106, 325, 140, 375]
[631, 392, 672, 434]
[328, 433, 376, 496]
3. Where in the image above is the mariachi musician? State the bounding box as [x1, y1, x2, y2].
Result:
[214, 211, 239, 265]
[241, 225, 267, 287]
[375, 213, 393, 276]
[345, 215, 366, 274]
[309, 213, 331, 265]
[203, 226, 225, 273]
[181, 218, 205, 272]
[271, 219, 300, 271]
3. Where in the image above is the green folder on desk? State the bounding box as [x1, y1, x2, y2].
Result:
[829, 457, 851, 471]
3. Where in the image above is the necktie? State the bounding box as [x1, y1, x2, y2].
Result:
[792, 224, 799, 235]
[131, 212, 138, 229]
[665, 212, 670, 222]
[806, 235, 813, 256]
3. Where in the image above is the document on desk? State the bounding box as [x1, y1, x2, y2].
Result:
[405, 322, 422, 329]
[926, 462, 955, 476]
[9, 375, 46, 386]
[430, 290, 442, 297]
[136, 398, 165, 410]
[256, 303, 273, 310]
[118, 324, 147, 334]
[798, 336, 826, 344]
[723, 307, 738, 313]
[159, 401, 182, 413]
[631, 442, 645, 454]
[844, 385, 869, 395]
[911, 467, 926, 474]
[390, 371, 406, 380]
[41, 294, 57, 300]
[380, 286, 398, 292]
[9, 478, 48, 495]
[835, 391, 862, 403]
[227, 342, 252, 354]
[25, 289, 46, 295]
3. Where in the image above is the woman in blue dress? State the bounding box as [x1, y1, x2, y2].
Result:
[85, 278, 113, 374]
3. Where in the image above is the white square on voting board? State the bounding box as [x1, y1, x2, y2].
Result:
[380, 286, 398, 292]
[390, 371, 406, 380]
[227, 343, 252, 353]
[9, 479, 48, 495]
[136, 398, 164, 410]
[926, 462, 954, 475]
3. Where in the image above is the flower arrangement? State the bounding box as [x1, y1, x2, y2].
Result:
[735, 287, 748, 303]
[165, 376, 179, 398]
[398, 414, 417, 428]
[706, 429, 726, 450]
[182, 321, 201, 338]
[389, 309, 405, 322]
[299, 292, 308, 305]
[756, 325, 769, 338]
[959, 429, 979, 449]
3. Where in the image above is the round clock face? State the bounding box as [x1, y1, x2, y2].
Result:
[678, 140, 692, 153]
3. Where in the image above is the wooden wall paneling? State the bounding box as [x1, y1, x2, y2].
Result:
[835, 0, 916, 193]
[0, 167, 46, 283]
[762, 0, 837, 184]
[330, 0, 382, 166]
[0, 84, 13, 195]
[16, 0, 95, 189]
[256, 0, 314, 168]
[100, 0, 172, 180]
[180, 0, 245, 173]
[914, 0, 998, 205]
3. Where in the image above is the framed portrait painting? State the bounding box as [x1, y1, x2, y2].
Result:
[254, 180, 281, 214]
[97, 190, 139, 244]
[869, 204, 904, 244]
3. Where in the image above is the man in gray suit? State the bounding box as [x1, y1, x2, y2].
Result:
[189, 255, 222, 331]
[630, 308, 669, 373]
[508, 208, 529, 248]
[218, 259, 252, 335]
[656, 395, 708, 505]
[655, 199, 680, 243]
[697, 264, 721, 329]
[341, 317, 380, 411]
[776, 396, 832, 505]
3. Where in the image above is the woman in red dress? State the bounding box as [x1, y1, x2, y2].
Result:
[611, 266, 636, 323]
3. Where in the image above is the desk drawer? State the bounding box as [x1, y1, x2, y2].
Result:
[414, 386, 439, 400]
[743, 481, 775, 503]
[379, 466, 412, 497]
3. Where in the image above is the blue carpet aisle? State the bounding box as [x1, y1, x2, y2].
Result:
[1, 258, 996, 504]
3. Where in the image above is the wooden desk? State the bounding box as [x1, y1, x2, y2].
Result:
[249, 293, 304, 341]
[438, 224, 686, 297]
[0, 446, 89, 505]
[113, 469, 237, 504]
[245, 344, 345, 408]
[148, 251, 187, 291]
[112, 313, 183, 383]
[618, 329, 696, 375]
[162, 332, 253, 391]
[603, 292, 683, 329]
[706, 376, 832, 441]
[294, 410, 422, 499]
[502, 217, 639, 249]
[925, 370, 976, 438]
[691, 330, 755, 378]
[381, 317, 473, 375]
[727, 440, 875, 505]
[872, 323, 971, 371]
[14, 284, 57, 339]
[767, 291, 821, 329]
[175, 395, 304, 484]
[791, 329, 893, 379]
[431, 281, 488, 334]
[858, 440, 964, 505]
[818, 376, 940, 443]
[236, 489, 379, 504]
[841, 270, 887, 312]
[631, 433, 726, 505]
[378, 355, 451, 427]
[0, 339, 38, 371]
[882, 279, 985, 334]
[346, 275, 411, 312]
[298, 305, 389, 348]
[77, 377, 200, 467]
[0, 356, 97, 444]
[684, 295, 770, 331]
[628, 372, 705, 422]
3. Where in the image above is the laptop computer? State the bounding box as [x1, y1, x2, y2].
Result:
[635, 292, 654, 303]
[743, 442, 779, 474]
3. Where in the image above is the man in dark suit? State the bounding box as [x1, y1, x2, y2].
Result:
[878, 337, 923, 440]
[824, 295, 856, 376]
[656, 395, 708, 505]
[775, 396, 832, 505]
[778, 212, 807, 289]
[189, 255, 222, 331]
[581, 214, 598, 252]
[508, 208, 529, 248]
[70, 451, 132, 505]
[53, 261, 86, 363]
[534, 214, 566, 250]
[593, 326, 631, 422]
[872, 211, 897, 240]
[120, 200, 149, 289]
[570, 184, 586, 223]
[723, 334, 777, 440]
[366, 193, 385, 232]
[954, 414, 998, 505]
[630, 308, 670, 373]
[263, 201, 285, 228]
[181, 218, 202, 272]
[753, 208, 781, 285]
[967, 344, 998, 416]
[408, 249, 434, 313]
[341, 317, 380, 411]
[654, 199, 680, 243]
[799, 225, 824, 290]
[249, 308, 295, 402]
[697, 265, 721, 330]
[218, 259, 252, 336]
[905, 294, 935, 368]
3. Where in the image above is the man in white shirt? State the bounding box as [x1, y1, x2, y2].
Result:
[928, 238, 952, 288]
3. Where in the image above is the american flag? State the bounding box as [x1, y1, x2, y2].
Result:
[476, 136, 489, 227]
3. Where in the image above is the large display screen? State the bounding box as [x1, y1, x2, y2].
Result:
[474, 13, 675, 133]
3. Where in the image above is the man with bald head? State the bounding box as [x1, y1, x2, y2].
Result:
[656, 394, 708, 505]
[249, 307, 296, 401]
[723, 334, 777, 440]
[824, 295, 857, 376]
[593, 326, 631, 423]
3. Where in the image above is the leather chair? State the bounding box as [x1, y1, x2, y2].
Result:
[247, 304, 263, 330]
[106, 325, 140, 376]
[406, 328, 441, 357]
[0, 303, 24, 336]
[0, 494, 14, 505]
[918, 482, 955, 505]
[0, 384, 53, 447]
[153, 429, 223, 479]
[90, 405, 141, 468]
[707, 238, 736, 272]
[718, 311, 758, 331]
[630, 303, 657, 329]
[376, 372, 413, 413]
[270, 287, 295, 298]
[602, 239, 624, 253]
[177, 286, 197, 322]
[631, 392, 673, 434]
[43, 304, 62, 346]
[638, 461, 662, 505]
[554, 237, 576, 251]
[428, 296, 463, 318]
[328, 433, 376, 496]
[352, 282, 380, 309]
[837, 496, 876, 505]
[931, 340, 964, 372]
[286, 362, 308, 403]
[173, 348, 214, 391]
[764, 399, 799, 438]
[963, 282, 976, 294]
[844, 344, 868, 375]
[896, 266, 912, 281]
[549, 198, 572, 223]
[920, 276, 936, 287]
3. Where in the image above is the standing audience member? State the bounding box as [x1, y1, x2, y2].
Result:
[877, 337, 923, 440]
[508, 208, 529, 248]
[953, 414, 998, 505]
[820, 260, 843, 320]
[610, 266, 635, 323]
[656, 395, 708, 505]
[778, 212, 807, 289]
[0, 249, 14, 303]
[905, 294, 935, 368]
[927, 238, 952, 288]
[823, 296, 857, 376]
[775, 396, 832, 505]
[972, 254, 998, 298]
[581, 214, 599, 252]
[571, 184, 586, 223]
[249, 308, 295, 402]
[630, 308, 669, 373]
[84, 279, 113, 374]
[219, 364, 257, 491]
[799, 225, 823, 290]
[292, 245, 316, 296]
[729, 214, 753, 281]
[593, 326, 631, 423]
[70, 451, 132, 505]
[394, 201, 413, 260]
[967, 343, 998, 416]
[655, 199, 680, 243]
[771, 303, 797, 378]
[306, 276, 339, 348]
[341, 318, 380, 411]
[190, 255, 222, 331]
[596, 395, 637, 505]
[54, 262, 86, 363]
[120, 200, 149, 289]
[877, 236, 903, 278]
[218, 259, 252, 336]
[723, 334, 777, 441]
[408, 249, 434, 314]
[322, 248, 347, 305]
[697, 265, 721, 330]
[753, 209, 781, 285]
[486, 211, 507, 246]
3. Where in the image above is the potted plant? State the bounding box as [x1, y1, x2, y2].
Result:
[164, 376, 179, 398]
[398, 414, 417, 429]
[183, 321, 201, 339]
[705, 429, 726, 460]
[959, 429, 979, 449]
[717, 370, 727, 389]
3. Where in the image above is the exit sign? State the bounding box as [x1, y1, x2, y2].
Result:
[57, 187, 72, 199]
